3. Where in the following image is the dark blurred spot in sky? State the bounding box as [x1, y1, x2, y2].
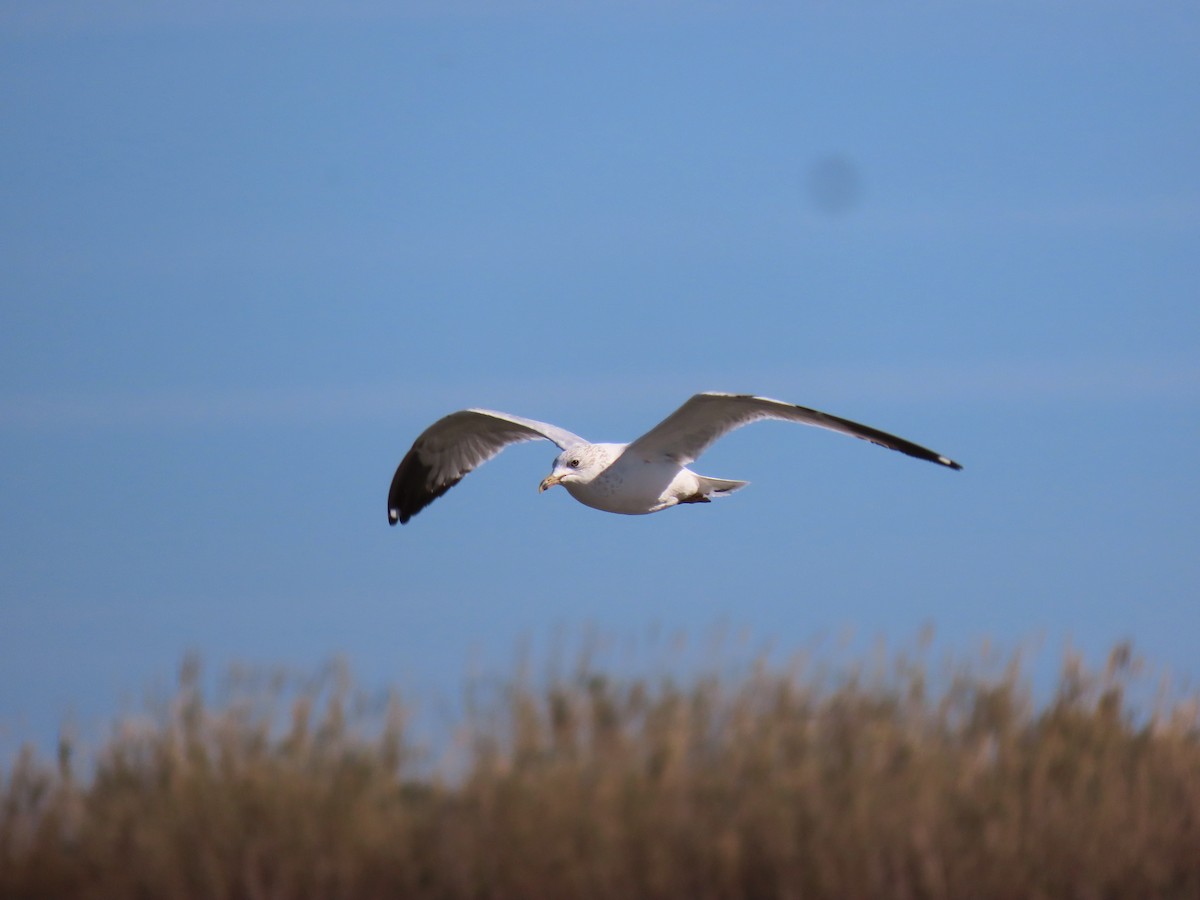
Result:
[806, 154, 861, 216]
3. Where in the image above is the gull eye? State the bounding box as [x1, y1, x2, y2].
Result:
[569, 458, 580, 468]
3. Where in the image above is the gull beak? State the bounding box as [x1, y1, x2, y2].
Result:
[538, 473, 562, 493]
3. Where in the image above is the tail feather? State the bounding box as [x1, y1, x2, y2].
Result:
[697, 475, 749, 498]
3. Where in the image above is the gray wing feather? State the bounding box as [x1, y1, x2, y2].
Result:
[388, 409, 585, 525]
[625, 392, 962, 470]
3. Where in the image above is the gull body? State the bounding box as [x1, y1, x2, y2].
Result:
[538, 442, 747, 515]
[387, 392, 961, 526]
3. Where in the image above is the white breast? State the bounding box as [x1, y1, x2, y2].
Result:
[563, 448, 691, 515]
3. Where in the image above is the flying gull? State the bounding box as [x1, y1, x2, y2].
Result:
[387, 392, 961, 525]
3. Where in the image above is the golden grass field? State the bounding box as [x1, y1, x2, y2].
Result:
[3, 640, 1199, 899]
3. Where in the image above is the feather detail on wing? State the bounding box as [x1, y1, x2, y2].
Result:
[387, 410, 585, 525]
[625, 392, 963, 470]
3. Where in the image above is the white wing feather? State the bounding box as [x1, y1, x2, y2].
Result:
[625, 393, 962, 470]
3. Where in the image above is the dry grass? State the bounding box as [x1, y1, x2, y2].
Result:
[3, 641, 1199, 899]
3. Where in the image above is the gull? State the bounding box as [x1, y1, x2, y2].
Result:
[387, 392, 961, 525]
[388, 391, 960, 525]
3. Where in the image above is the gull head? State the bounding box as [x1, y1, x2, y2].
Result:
[539, 444, 607, 493]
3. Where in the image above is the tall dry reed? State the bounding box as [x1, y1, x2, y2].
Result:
[2, 642, 1198, 899]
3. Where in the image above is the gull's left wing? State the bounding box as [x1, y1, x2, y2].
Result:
[624, 392, 962, 470]
[388, 409, 585, 525]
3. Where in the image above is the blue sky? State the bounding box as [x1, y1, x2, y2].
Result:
[2, 1, 1198, 757]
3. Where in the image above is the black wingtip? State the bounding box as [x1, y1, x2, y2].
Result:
[388, 447, 462, 527]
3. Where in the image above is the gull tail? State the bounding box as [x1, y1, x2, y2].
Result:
[698, 475, 749, 498]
